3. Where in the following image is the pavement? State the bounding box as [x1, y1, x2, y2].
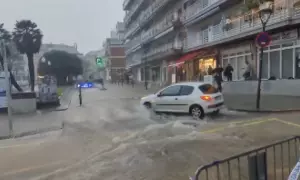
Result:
[0, 83, 299, 180]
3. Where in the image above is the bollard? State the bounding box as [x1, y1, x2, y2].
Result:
[79, 85, 82, 106]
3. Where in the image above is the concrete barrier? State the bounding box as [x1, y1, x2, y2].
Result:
[11, 92, 36, 114]
[223, 79, 300, 96]
[222, 80, 300, 111]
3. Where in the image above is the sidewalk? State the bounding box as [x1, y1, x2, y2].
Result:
[0, 111, 63, 139]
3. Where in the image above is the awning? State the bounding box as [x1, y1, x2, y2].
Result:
[175, 51, 200, 65]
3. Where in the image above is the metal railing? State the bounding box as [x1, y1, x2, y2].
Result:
[192, 136, 300, 180]
[143, 41, 174, 58]
[124, 0, 144, 25]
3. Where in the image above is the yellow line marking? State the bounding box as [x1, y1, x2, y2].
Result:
[0, 161, 67, 177]
[202, 118, 276, 134]
[274, 119, 300, 128]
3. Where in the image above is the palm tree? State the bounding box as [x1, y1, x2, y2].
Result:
[0, 23, 22, 92]
[12, 20, 43, 92]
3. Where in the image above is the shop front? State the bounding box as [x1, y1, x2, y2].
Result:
[220, 41, 255, 81]
[168, 49, 217, 83]
[258, 29, 299, 80]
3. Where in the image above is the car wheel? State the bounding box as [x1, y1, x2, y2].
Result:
[190, 105, 204, 120]
[143, 102, 152, 109]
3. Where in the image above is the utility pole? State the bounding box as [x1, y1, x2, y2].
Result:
[1, 40, 13, 137]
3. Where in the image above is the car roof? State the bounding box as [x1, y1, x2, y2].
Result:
[171, 81, 210, 86]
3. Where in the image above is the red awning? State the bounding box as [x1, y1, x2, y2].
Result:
[176, 51, 200, 65]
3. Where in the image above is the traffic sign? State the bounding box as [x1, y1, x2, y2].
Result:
[96, 57, 105, 67]
[256, 32, 272, 48]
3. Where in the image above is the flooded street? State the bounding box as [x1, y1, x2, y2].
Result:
[1, 86, 299, 180]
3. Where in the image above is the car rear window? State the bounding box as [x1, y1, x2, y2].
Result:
[198, 84, 219, 94]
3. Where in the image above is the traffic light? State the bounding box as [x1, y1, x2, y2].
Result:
[96, 57, 104, 67]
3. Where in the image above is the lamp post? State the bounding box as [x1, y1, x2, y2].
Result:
[256, 2, 272, 110]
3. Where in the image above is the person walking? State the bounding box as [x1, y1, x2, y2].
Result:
[213, 69, 223, 92]
[224, 63, 234, 81]
[243, 60, 252, 80]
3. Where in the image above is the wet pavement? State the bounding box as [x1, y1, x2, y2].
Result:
[0, 84, 299, 180]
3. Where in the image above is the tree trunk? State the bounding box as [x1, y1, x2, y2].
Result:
[26, 53, 35, 92]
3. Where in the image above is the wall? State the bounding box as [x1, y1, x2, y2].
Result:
[223, 80, 300, 96]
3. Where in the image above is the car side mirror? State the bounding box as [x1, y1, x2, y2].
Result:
[157, 93, 162, 97]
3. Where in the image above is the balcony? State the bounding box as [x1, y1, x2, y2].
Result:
[139, 0, 172, 27]
[124, 21, 140, 39]
[143, 39, 183, 60]
[184, 0, 224, 24]
[125, 36, 141, 54]
[185, 4, 299, 51]
[124, 0, 144, 26]
[141, 13, 174, 44]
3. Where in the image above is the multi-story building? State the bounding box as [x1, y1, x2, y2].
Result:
[104, 22, 126, 82]
[124, 0, 300, 84]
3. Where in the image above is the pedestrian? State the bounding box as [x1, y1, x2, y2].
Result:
[224, 63, 234, 81]
[243, 60, 252, 80]
[207, 65, 213, 75]
[213, 69, 223, 92]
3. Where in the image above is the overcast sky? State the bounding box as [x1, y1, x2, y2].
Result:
[0, 0, 125, 54]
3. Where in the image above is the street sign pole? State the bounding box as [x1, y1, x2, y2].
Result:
[1, 40, 13, 137]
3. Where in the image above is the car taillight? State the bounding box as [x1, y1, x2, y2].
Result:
[200, 95, 213, 101]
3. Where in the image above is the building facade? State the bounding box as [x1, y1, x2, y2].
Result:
[123, 0, 300, 84]
[104, 22, 126, 82]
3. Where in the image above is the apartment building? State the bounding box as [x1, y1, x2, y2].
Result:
[124, 0, 300, 84]
[104, 22, 126, 82]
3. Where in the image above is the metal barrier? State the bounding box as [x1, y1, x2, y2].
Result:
[192, 136, 300, 180]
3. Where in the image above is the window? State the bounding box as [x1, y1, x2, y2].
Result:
[160, 85, 181, 96]
[199, 84, 219, 94]
[179, 85, 194, 96]
[282, 49, 293, 79]
[270, 51, 280, 78]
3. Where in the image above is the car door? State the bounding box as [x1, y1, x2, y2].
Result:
[174, 85, 195, 113]
[153, 85, 181, 112]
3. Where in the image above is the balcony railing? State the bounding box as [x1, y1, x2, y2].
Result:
[124, 0, 144, 25]
[124, 21, 140, 39]
[143, 41, 174, 58]
[125, 36, 141, 54]
[184, 0, 221, 22]
[185, 3, 299, 51]
[141, 13, 173, 44]
[139, 0, 172, 27]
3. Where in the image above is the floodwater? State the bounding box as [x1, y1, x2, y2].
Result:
[33, 98, 259, 180]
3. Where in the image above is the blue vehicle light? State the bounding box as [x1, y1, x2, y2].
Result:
[78, 82, 94, 88]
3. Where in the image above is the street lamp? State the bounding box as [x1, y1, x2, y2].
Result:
[256, 2, 273, 110]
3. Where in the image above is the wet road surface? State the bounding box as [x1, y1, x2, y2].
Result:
[0, 85, 299, 180]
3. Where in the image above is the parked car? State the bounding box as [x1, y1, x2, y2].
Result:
[140, 82, 224, 119]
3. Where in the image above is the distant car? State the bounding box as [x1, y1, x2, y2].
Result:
[140, 82, 224, 119]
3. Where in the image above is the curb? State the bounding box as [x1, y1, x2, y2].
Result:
[228, 108, 300, 113]
[0, 126, 63, 140]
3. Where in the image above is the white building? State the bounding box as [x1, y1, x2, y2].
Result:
[123, 0, 300, 84]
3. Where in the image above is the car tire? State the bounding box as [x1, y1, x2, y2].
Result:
[143, 102, 152, 109]
[190, 105, 204, 120]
